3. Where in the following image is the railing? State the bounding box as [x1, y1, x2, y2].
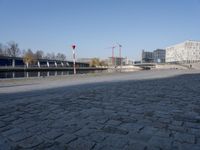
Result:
[0, 66, 108, 71]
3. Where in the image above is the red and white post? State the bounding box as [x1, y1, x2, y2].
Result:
[119, 44, 122, 72]
[72, 45, 76, 74]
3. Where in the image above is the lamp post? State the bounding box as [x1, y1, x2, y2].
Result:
[72, 45, 76, 74]
[112, 46, 115, 66]
[119, 44, 122, 72]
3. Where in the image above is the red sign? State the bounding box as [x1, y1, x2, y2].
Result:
[72, 45, 76, 49]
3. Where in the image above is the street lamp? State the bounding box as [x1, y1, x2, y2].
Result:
[72, 45, 76, 74]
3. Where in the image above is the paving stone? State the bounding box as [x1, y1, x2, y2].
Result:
[87, 121, 104, 130]
[38, 144, 65, 150]
[1, 72, 200, 149]
[55, 133, 77, 144]
[35, 141, 56, 149]
[124, 141, 147, 150]
[17, 121, 37, 129]
[0, 136, 11, 150]
[74, 127, 95, 137]
[154, 129, 171, 138]
[175, 143, 200, 150]
[153, 122, 168, 129]
[42, 130, 64, 140]
[96, 118, 109, 124]
[148, 136, 173, 150]
[168, 125, 187, 132]
[112, 116, 137, 123]
[0, 121, 6, 128]
[67, 138, 95, 150]
[84, 132, 107, 143]
[96, 144, 123, 150]
[2, 127, 22, 137]
[101, 135, 129, 148]
[188, 128, 200, 137]
[102, 126, 128, 135]
[2, 116, 16, 122]
[172, 120, 183, 126]
[197, 138, 200, 146]
[174, 133, 195, 144]
[8, 132, 33, 142]
[50, 120, 68, 128]
[106, 120, 121, 126]
[63, 125, 82, 134]
[184, 122, 200, 129]
[158, 117, 171, 124]
[16, 136, 44, 149]
[0, 125, 12, 133]
[128, 132, 152, 142]
[119, 123, 144, 133]
[140, 126, 158, 135]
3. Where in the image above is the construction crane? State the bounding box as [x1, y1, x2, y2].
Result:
[117, 43, 122, 71]
[106, 46, 117, 66]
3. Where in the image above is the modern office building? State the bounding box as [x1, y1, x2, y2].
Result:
[153, 49, 166, 63]
[166, 40, 200, 63]
[141, 49, 166, 63]
[141, 50, 154, 63]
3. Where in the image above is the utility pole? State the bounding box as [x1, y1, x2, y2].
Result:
[112, 46, 116, 66]
[72, 45, 76, 74]
[119, 44, 122, 72]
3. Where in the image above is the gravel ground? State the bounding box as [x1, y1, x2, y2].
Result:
[0, 69, 200, 150]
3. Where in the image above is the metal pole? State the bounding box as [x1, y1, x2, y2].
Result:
[72, 45, 76, 74]
[112, 47, 115, 66]
[119, 45, 122, 72]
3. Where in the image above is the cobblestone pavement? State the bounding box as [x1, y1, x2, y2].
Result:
[0, 73, 200, 150]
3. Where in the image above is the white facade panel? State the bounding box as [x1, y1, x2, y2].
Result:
[166, 41, 200, 63]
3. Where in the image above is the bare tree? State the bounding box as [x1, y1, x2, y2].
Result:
[0, 43, 8, 56]
[56, 53, 66, 61]
[44, 53, 51, 59]
[45, 52, 56, 60]
[0, 43, 3, 56]
[7, 41, 21, 57]
[21, 49, 27, 57]
[35, 50, 44, 59]
[50, 52, 56, 60]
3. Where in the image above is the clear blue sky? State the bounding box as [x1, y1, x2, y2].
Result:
[0, 0, 200, 60]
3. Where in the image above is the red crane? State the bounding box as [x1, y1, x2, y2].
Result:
[117, 43, 122, 69]
[106, 46, 116, 66]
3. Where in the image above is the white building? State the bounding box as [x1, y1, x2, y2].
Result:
[124, 57, 133, 65]
[166, 40, 200, 63]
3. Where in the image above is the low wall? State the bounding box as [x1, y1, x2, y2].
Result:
[155, 64, 189, 70]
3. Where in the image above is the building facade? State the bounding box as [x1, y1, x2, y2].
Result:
[166, 40, 200, 63]
[142, 50, 154, 63]
[0, 56, 90, 68]
[108, 57, 125, 66]
[124, 57, 133, 65]
[153, 49, 166, 63]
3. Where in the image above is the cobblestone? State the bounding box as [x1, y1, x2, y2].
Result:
[1, 72, 200, 149]
[174, 133, 195, 144]
[67, 138, 95, 150]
